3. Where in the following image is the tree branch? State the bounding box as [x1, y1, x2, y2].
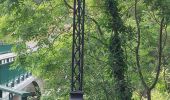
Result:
[135, 0, 148, 89]
[63, 0, 73, 9]
[150, 17, 164, 90]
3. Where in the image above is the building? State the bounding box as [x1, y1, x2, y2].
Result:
[0, 44, 27, 86]
[0, 44, 40, 100]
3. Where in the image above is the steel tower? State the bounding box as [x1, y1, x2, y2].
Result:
[70, 0, 85, 99]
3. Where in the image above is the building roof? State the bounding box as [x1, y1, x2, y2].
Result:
[0, 45, 12, 54]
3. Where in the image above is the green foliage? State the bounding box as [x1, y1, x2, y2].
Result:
[0, 0, 170, 99]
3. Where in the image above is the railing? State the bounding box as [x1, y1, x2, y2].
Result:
[0, 85, 35, 100]
[0, 62, 33, 99]
[0, 72, 33, 100]
[5, 72, 32, 88]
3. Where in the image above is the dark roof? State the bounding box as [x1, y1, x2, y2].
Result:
[0, 63, 25, 84]
[0, 45, 12, 54]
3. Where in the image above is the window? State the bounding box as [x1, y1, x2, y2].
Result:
[11, 57, 14, 61]
[0, 57, 16, 64]
[4, 59, 7, 63]
[9, 58, 12, 62]
[2, 59, 5, 64]
[7, 58, 9, 63]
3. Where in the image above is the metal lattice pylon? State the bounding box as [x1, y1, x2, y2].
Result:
[70, 0, 85, 99]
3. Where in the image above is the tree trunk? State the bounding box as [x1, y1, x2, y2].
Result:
[147, 90, 151, 100]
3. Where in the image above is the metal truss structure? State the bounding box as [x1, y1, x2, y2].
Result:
[70, 0, 85, 99]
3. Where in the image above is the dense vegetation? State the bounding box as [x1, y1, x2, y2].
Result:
[0, 0, 170, 100]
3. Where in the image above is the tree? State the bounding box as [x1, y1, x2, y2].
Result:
[103, 0, 132, 99]
[1, 0, 170, 99]
[134, 0, 170, 99]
